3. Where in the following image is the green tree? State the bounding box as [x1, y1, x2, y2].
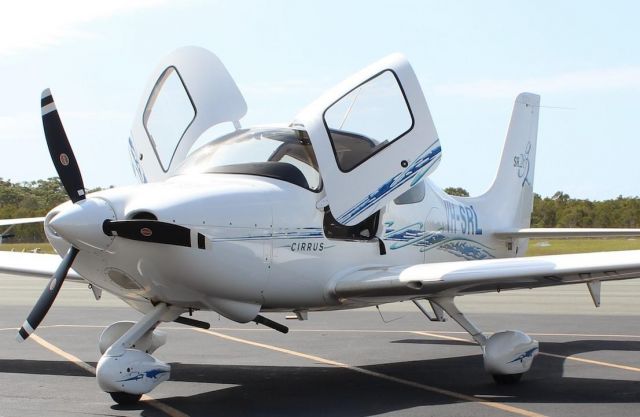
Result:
[444, 187, 469, 197]
[0, 178, 72, 242]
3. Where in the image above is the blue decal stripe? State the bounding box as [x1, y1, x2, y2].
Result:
[436, 240, 495, 260]
[507, 347, 539, 364]
[117, 368, 168, 382]
[208, 228, 324, 242]
[336, 144, 442, 224]
[128, 137, 147, 183]
[384, 223, 494, 260]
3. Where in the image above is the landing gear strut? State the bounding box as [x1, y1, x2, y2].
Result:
[423, 297, 538, 383]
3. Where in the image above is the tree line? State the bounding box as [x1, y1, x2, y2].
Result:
[444, 187, 640, 228]
[0, 178, 102, 242]
[531, 191, 640, 228]
[1, 180, 639, 243]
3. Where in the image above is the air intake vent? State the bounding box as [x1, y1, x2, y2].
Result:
[128, 211, 158, 220]
[106, 268, 143, 291]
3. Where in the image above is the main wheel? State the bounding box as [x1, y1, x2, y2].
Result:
[110, 392, 142, 405]
[492, 373, 523, 385]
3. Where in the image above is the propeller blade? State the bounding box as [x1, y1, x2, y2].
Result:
[102, 220, 207, 250]
[17, 246, 79, 342]
[41, 89, 86, 203]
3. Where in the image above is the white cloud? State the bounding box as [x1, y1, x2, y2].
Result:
[434, 67, 640, 99]
[0, 0, 172, 55]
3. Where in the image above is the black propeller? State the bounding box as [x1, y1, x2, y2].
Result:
[41, 89, 86, 203]
[17, 89, 85, 342]
[17, 247, 79, 341]
[103, 219, 207, 250]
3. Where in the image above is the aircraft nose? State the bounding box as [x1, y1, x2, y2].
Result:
[48, 198, 116, 251]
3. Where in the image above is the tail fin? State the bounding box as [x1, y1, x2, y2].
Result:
[471, 93, 540, 229]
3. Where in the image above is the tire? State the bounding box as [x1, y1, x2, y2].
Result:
[109, 392, 142, 405]
[492, 373, 523, 385]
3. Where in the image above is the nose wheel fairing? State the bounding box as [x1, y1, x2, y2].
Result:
[97, 303, 174, 398]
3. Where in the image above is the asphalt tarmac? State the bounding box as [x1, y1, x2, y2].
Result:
[1, 272, 639, 417]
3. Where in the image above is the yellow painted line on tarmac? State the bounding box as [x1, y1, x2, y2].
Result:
[9, 324, 640, 375]
[412, 331, 471, 343]
[195, 328, 547, 417]
[411, 331, 640, 374]
[3, 324, 640, 340]
[30, 334, 96, 375]
[528, 332, 640, 339]
[413, 330, 640, 339]
[204, 327, 640, 339]
[28, 334, 189, 417]
[540, 352, 640, 373]
[138, 395, 190, 417]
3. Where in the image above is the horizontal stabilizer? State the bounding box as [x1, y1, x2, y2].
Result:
[0, 251, 82, 281]
[493, 228, 640, 239]
[0, 217, 45, 227]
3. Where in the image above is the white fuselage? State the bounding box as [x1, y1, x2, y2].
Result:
[44, 172, 517, 321]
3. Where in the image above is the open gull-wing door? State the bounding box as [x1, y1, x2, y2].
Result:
[129, 46, 247, 182]
[295, 54, 441, 226]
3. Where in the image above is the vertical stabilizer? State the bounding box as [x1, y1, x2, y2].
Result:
[470, 93, 540, 230]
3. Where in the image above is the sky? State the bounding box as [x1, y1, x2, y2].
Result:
[1, 0, 639, 200]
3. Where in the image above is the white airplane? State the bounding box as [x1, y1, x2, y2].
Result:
[2, 46, 640, 405]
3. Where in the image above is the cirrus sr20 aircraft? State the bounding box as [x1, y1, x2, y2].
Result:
[2, 47, 640, 405]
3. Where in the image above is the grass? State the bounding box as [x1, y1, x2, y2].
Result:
[526, 238, 640, 256]
[0, 242, 56, 254]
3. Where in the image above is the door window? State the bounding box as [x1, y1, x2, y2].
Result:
[143, 67, 196, 170]
[323, 70, 413, 172]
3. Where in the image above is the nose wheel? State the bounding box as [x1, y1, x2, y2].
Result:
[492, 373, 523, 385]
[110, 392, 142, 405]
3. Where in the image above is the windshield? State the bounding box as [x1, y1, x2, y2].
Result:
[175, 128, 321, 191]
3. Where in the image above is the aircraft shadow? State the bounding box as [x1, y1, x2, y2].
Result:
[0, 339, 639, 416]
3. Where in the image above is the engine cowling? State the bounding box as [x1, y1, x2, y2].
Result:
[97, 349, 170, 395]
[483, 330, 539, 375]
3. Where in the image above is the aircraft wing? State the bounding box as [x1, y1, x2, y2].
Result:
[0, 251, 83, 281]
[332, 250, 640, 300]
[494, 228, 640, 238]
[0, 217, 46, 226]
